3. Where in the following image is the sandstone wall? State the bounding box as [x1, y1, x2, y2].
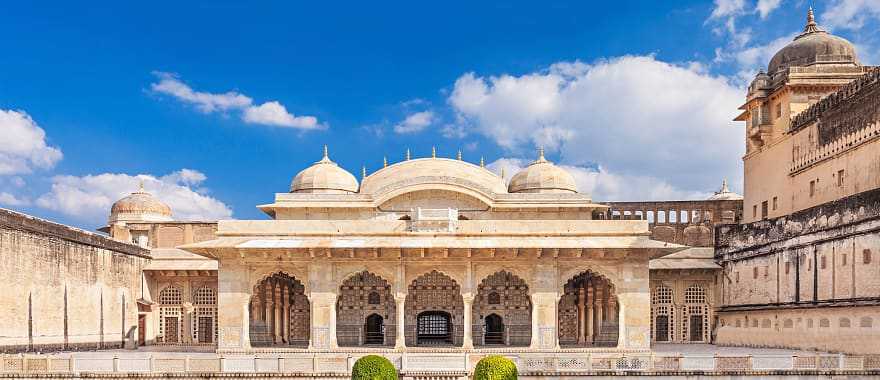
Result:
[0, 209, 149, 352]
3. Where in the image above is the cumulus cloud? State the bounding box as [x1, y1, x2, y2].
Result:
[0, 192, 29, 207]
[449, 56, 744, 196]
[150, 72, 324, 130]
[488, 158, 713, 201]
[243, 101, 322, 129]
[0, 109, 63, 175]
[36, 169, 232, 225]
[710, 0, 746, 19]
[393, 111, 434, 134]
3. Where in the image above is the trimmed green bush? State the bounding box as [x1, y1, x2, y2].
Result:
[473, 355, 517, 380]
[351, 355, 398, 380]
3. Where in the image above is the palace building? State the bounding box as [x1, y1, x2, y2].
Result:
[1, 8, 879, 364]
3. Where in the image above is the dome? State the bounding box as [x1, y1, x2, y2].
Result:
[707, 179, 743, 201]
[290, 146, 359, 194]
[359, 156, 507, 200]
[767, 8, 858, 74]
[508, 149, 578, 194]
[109, 183, 173, 223]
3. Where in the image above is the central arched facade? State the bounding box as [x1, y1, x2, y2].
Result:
[558, 270, 619, 347]
[336, 271, 396, 347]
[249, 272, 310, 347]
[473, 271, 531, 346]
[405, 270, 464, 346]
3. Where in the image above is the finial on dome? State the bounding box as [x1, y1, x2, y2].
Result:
[318, 144, 333, 163]
[534, 146, 548, 164]
[480, 156, 485, 168]
[383, 156, 388, 168]
[720, 179, 730, 193]
[362, 165, 367, 179]
[501, 167, 506, 180]
[406, 148, 411, 161]
[431, 146, 436, 158]
[800, 6, 824, 36]
[457, 150, 462, 161]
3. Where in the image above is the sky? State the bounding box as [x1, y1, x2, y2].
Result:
[1, 0, 879, 229]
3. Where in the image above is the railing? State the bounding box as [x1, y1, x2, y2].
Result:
[1, 352, 879, 376]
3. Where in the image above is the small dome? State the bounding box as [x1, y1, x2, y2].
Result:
[707, 179, 743, 201]
[109, 183, 173, 223]
[508, 149, 578, 194]
[290, 146, 359, 194]
[768, 8, 858, 74]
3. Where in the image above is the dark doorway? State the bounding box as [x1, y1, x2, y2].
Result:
[417, 311, 452, 345]
[364, 314, 384, 345]
[689, 315, 704, 342]
[484, 314, 505, 345]
[164, 317, 178, 343]
[655, 315, 669, 342]
[198, 317, 213, 343]
[137, 315, 146, 346]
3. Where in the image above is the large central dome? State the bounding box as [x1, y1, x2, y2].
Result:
[767, 8, 858, 74]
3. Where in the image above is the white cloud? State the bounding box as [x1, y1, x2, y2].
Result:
[150, 72, 324, 130]
[488, 158, 712, 201]
[710, 0, 746, 19]
[393, 111, 434, 134]
[449, 55, 744, 196]
[36, 169, 232, 225]
[0, 192, 29, 207]
[243, 101, 323, 129]
[822, 0, 880, 30]
[0, 109, 63, 175]
[150, 72, 252, 113]
[756, 0, 783, 19]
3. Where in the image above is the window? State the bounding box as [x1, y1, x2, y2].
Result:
[821, 256, 827, 270]
[864, 249, 872, 264]
[736, 271, 740, 283]
[761, 201, 768, 219]
[772, 197, 778, 210]
[764, 266, 769, 277]
[653, 286, 673, 304]
[368, 291, 381, 305]
[776, 103, 782, 119]
[487, 291, 501, 305]
[809, 180, 816, 197]
[785, 261, 790, 274]
[753, 205, 758, 218]
[842, 253, 847, 266]
[837, 169, 845, 187]
[753, 267, 758, 279]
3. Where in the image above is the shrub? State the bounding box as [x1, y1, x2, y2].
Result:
[473, 355, 517, 380]
[351, 355, 398, 380]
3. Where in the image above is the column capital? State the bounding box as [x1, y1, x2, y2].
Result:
[462, 292, 475, 303]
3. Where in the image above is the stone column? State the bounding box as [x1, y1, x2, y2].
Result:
[274, 284, 282, 342]
[595, 285, 604, 342]
[617, 263, 651, 349]
[529, 292, 560, 349]
[577, 286, 586, 344]
[308, 292, 338, 349]
[282, 286, 290, 343]
[462, 293, 475, 349]
[265, 283, 275, 344]
[394, 293, 406, 349]
[586, 285, 594, 344]
[216, 260, 251, 350]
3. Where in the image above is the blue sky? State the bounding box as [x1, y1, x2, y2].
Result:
[1, 1, 878, 229]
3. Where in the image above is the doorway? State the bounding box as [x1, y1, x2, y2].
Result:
[484, 314, 504, 345]
[137, 315, 146, 346]
[364, 314, 384, 345]
[164, 317, 178, 343]
[689, 315, 704, 342]
[655, 315, 669, 342]
[197, 317, 214, 343]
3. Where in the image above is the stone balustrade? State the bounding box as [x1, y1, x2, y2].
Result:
[1, 352, 879, 377]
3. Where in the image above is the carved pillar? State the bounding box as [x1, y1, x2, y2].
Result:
[274, 284, 282, 342]
[462, 293, 475, 349]
[577, 285, 586, 344]
[265, 282, 275, 344]
[595, 285, 604, 341]
[216, 261, 251, 349]
[308, 292, 338, 349]
[282, 285, 290, 343]
[394, 293, 406, 349]
[529, 292, 560, 349]
[586, 285, 594, 344]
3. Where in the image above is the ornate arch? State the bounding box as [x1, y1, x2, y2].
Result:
[474, 264, 533, 294]
[336, 271, 396, 347]
[404, 267, 467, 292]
[335, 264, 399, 292]
[558, 265, 620, 292]
[249, 266, 309, 294]
[557, 269, 619, 347]
[404, 270, 465, 347]
[473, 270, 531, 347]
[249, 272, 310, 347]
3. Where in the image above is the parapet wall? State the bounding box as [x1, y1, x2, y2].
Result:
[0, 209, 150, 352]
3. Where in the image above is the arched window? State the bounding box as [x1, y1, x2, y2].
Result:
[158, 286, 183, 344]
[193, 287, 216, 305]
[192, 287, 218, 344]
[367, 291, 381, 305]
[487, 291, 501, 305]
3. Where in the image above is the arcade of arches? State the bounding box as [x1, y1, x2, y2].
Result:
[558, 271, 618, 347]
[249, 273, 310, 347]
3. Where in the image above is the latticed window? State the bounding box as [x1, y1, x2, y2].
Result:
[653, 286, 673, 304]
[194, 287, 216, 305]
[487, 292, 501, 304]
[159, 286, 183, 305]
[367, 291, 381, 305]
[684, 286, 707, 304]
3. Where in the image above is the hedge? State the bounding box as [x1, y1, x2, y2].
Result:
[473, 355, 517, 380]
[351, 355, 398, 380]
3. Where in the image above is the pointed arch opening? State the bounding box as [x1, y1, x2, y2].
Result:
[249, 272, 309, 347]
[336, 271, 396, 347]
[405, 270, 464, 347]
[558, 270, 618, 347]
[474, 270, 531, 347]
